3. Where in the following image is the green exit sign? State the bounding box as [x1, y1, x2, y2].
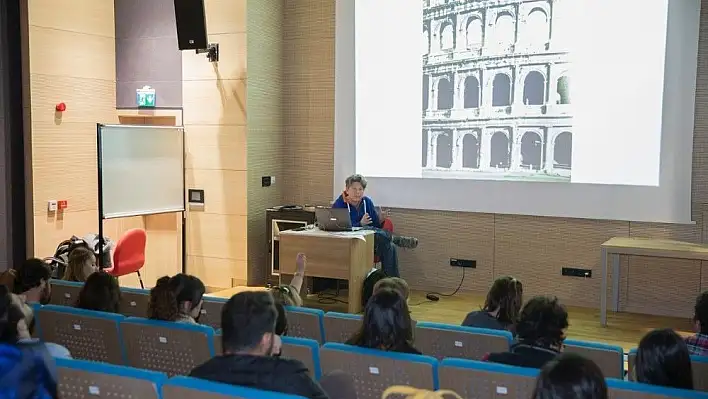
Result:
[136, 86, 156, 107]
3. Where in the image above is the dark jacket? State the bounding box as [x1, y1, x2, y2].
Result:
[486, 343, 559, 369]
[190, 354, 328, 399]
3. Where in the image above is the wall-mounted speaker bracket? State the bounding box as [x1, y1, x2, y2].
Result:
[196, 43, 219, 62]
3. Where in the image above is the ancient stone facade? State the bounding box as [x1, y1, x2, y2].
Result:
[422, 0, 572, 180]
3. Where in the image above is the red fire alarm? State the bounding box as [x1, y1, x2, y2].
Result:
[55, 102, 66, 112]
[57, 200, 68, 210]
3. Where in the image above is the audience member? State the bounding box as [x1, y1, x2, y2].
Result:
[462, 276, 522, 333]
[62, 246, 97, 282]
[13, 258, 51, 305]
[486, 296, 568, 369]
[13, 294, 71, 359]
[75, 271, 121, 314]
[347, 288, 421, 354]
[532, 353, 607, 399]
[635, 328, 693, 390]
[190, 291, 329, 399]
[0, 268, 16, 291]
[0, 285, 58, 398]
[374, 277, 410, 302]
[149, 274, 205, 324]
[271, 253, 307, 308]
[686, 290, 708, 356]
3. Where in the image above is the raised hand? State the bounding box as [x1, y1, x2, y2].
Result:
[361, 213, 372, 226]
[295, 253, 307, 275]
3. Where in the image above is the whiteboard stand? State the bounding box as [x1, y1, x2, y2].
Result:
[96, 123, 187, 284]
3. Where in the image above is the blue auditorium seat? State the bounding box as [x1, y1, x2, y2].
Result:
[416, 321, 513, 361]
[281, 336, 322, 379]
[607, 378, 708, 398]
[284, 306, 325, 343]
[56, 358, 166, 398]
[162, 376, 307, 398]
[439, 358, 539, 398]
[564, 339, 624, 379]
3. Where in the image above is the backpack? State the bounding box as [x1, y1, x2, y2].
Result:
[47, 234, 114, 278]
[382, 386, 462, 399]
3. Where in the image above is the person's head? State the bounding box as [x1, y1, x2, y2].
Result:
[350, 288, 414, 351]
[221, 291, 282, 356]
[483, 276, 523, 326]
[635, 328, 693, 390]
[148, 274, 205, 322]
[532, 353, 607, 399]
[63, 246, 97, 282]
[270, 285, 300, 307]
[373, 277, 410, 301]
[0, 285, 23, 344]
[76, 271, 121, 314]
[14, 258, 51, 304]
[516, 296, 568, 350]
[693, 291, 708, 334]
[344, 174, 367, 203]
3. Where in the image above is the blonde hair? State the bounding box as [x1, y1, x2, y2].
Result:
[382, 386, 462, 399]
[63, 247, 95, 282]
[374, 277, 410, 300]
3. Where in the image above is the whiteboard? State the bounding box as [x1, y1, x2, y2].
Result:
[98, 124, 184, 219]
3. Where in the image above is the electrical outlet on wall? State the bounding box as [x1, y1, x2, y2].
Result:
[47, 200, 57, 212]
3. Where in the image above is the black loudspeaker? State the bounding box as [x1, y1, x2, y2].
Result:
[174, 0, 208, 50]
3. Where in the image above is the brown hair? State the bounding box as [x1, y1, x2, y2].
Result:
[374, 277, 410, 300]
[76, 271, 121, 314]
[483, 276, 523, 326]
[63, 247, 95, 282]
[270, 285, 302, 307]
[148, 274, 205, 321]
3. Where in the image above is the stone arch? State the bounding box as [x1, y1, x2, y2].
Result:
[521, 131, 543, 170]
[492, 73, 511, 107]
[554, 132, 572, 169]
[465, 17, 483, 49]
[490, 131, 511, 168]
[436, 132, 453, 168]
[422, 28, 430, 55]
[525, 7, 549, 45]
[464, 75, 480, 108]
[437, 77, 454, 110]
[523, 70, 545, 105]
[462, 134, 480, 168]
[557, 75, 570, 104]
[440, 21, 454, 50]
[493, 12, 515, 49]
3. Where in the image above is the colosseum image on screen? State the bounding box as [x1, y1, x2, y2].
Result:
[422, 0, 572, 181]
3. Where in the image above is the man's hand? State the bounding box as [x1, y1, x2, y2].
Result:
[295, 253, 307, 275]
[360, 213, 372, 226]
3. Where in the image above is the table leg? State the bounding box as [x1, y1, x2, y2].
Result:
[611, 253, 620, 312]
[600, 247, 608, 327]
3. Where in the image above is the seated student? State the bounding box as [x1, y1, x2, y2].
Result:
[347, 288, 421, 354]
[462, 276, 522, 333]
[332, 174, 418, 277]
[190, 291, 329, 399]
[0, 285, 59, 398]
[686, 290, 708, 356]
[271, 253, 307, 308]
[75, 271, 121, 314]
[62, 246, 98, 282]
[148, 274, 205, 324]
[13, 258, 52, 305]
[13, 293, 71, 359]
[532, 353, 607, 399]
[486, 296, 568, 369]
[373, 277, 410, 302]
[634, 328, 693, 390]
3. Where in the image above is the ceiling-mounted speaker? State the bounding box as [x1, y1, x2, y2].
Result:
[174, 0, 208, 50]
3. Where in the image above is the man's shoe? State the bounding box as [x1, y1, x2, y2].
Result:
[393, 236, 418, 249]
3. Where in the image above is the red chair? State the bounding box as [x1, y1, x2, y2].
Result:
[104, 228, 147, 288]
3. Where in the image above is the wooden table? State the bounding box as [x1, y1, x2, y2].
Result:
[600, 237, 708, 326]
[279, 228, 374, 314]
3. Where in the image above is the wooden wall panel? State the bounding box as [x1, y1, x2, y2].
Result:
[282, 1, 708, 317]
[182, 0, 248, 288]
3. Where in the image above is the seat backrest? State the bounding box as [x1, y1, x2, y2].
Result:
[199, 297, 228, 330]
[37, 305, 125, 364]
[607, 378, 708, 399]
[112, 228, 147, 275]
[628, 350, 708, 392]
[439, 358, 539, 398]
[324, 312, 362, 343]
[320, 342, 438, 399]
[120, 317, 215, 376]
[214, 332, 223, 356]
[162, 376, 307, 399]
[415, 322, 513, 361]
[281, 336, 322, 379]
[49, 279, 83, 307]
[120, 287, 150, 318]
[285, 306, 325, 343]
[56, 357, 166, 398]
[564, 339, 624, 379]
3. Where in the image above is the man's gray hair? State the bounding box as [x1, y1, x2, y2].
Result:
[345, 174, 367, 189]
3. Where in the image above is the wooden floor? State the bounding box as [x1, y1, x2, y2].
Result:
[209, 287, 694, 352]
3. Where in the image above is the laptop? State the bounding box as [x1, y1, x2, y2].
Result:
[315, 208, 353, 232]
